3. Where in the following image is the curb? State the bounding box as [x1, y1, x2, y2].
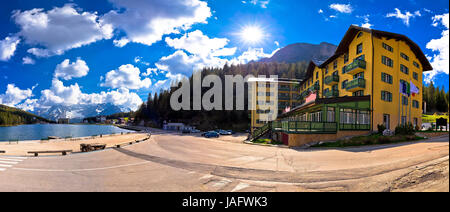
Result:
[243, 141, 289, 148]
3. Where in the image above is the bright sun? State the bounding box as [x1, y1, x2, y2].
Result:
[240, 26, 264, 44]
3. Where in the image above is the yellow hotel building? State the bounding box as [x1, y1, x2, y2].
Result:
[251, 25, 432, 147]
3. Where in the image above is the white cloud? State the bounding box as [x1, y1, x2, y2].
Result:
[101, 64, 152, 89]
[424, 13, 449, 83]
[358, 15, 373, 29]
[54, 58, 89, 80]
[36, 79, 143, 111]
[274, 41, 280, 47]
[102, 0, 211, 46]
[134, 56, 150, 66]
[165, 30, 235, 56]
[0, 84, 35, 106]
[142, 68, 158, 77]
[243, 0, 270, 8]
[0, 36, 20, 61]
[230, 47, 279, 64]
[386, 8, 422, 26]
[318, 9, 324, 14]
[12, 4, 113, 57]
[113, 38, 130, 48]
[22, 56, 35, 65]
[329, 3, 353, 14]
[155, 50, 230, 76]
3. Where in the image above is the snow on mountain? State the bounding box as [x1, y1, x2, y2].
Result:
[34, 103, 130, 122]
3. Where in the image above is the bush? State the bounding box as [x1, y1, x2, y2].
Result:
[377, 124, 386, 134]
[395, 123, 415, 135]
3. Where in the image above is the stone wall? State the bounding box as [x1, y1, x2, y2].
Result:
[286, 130, 370, 147]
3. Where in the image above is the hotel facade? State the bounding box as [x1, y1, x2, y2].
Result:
[251, 25, 432, 147]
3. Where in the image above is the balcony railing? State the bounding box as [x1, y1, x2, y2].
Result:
[324, 89, 339, 98]
[343, 60, 366, 75]
[324, 75, 339, 85]
[272, 121, 337, 134]
[310, 83, 320, 92]
[278, 86, 291, 91]
[278, 95, 290, 101]
[345, 78, 366, 92]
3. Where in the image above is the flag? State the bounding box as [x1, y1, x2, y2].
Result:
[410, 81, 420, 97]
[400, 81, 410, 96]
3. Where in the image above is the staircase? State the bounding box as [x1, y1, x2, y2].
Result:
[251, 122, 272, 141]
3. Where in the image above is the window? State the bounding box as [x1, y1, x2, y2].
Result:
[382, 56, 393, 67]
[356, 43, 363, 55]
[344, 53, 349, 64]
[381, 91, 393, 102]
[413, 72, 418, 80]
[401, 116, 407, 126]
[413, 61, 420, 69]
[327, 107, 335, 122]
[333, 61, 338, 69]
[381, 72, 393, 84]
[358, 110, 370, 125]
[355, 55, 365, 61]
[400, 64, 409, 74]
[382, 43, 393, 52]
[316, 72, 319, 80]
[342, 80, 348, 89]
[325, 66, 329, 75]
[340, 109, 355, 124]
[402, 96, 409, 106]
[353, 90, 364, 96]
[413, 100, 420, 109]
[413, 118, 418, 127]
[381, 114, 390, 130]
[354, 72, 364, 79]
[400, 53, 409, 61]
[357, 32, 363, 38]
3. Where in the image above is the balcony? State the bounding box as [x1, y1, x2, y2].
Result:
[345, 78, 366, 92]
[310, 83, 320, 92]
[278, 86, 291, 92]
[324, 75, 339, 85]
[324, 89, 339, 98]
[343, 60, 366, 75]
[278, 95, 290, 101]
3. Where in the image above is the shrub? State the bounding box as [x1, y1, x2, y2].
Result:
[395, 123, 415, 135]
[377, 124, 386, 134]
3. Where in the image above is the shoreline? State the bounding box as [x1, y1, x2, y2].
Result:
[0, 124, 140, 143]
[0, 132, 150, 156]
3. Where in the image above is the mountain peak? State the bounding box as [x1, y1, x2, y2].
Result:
[259, 42, 337, 64]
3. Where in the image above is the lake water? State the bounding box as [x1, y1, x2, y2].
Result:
[0, 124, 133, 142]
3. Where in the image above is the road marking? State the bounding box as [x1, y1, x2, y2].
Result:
[0, 158, 23, 162]
[0, 160, 18, 165]
[212, 179, 232, 188]
[231, 182, 250, 192]
[0, 164, 13, 168]
[0, 168, 6, 172]
[200, 174, 214, 180]
[2, 156, 27, 160]
[12, 161, 151, 172]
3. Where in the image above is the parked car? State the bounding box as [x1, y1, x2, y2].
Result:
[190, 129, 201, 133]
[227, 130, 235, 134]
[182, 129, 191, 134]
[217, 130, 232, 135]
[203, 131, 219, 138]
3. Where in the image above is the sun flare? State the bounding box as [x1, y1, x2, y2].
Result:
[240, 26, 264, 44]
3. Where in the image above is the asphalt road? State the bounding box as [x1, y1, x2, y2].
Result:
[0, 130, 448, 192]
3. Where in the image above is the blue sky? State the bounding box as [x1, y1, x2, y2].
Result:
[0, 0, 448, 113]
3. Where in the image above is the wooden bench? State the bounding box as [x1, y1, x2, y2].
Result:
[28, 150, 73, 157]
[80, 143, 106, 152]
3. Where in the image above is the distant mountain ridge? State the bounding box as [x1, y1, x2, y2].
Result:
[260, 42, 337, 64]
[34, 103, 133, 123]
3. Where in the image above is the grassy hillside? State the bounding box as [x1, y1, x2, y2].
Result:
[0, 104, 54, 126]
